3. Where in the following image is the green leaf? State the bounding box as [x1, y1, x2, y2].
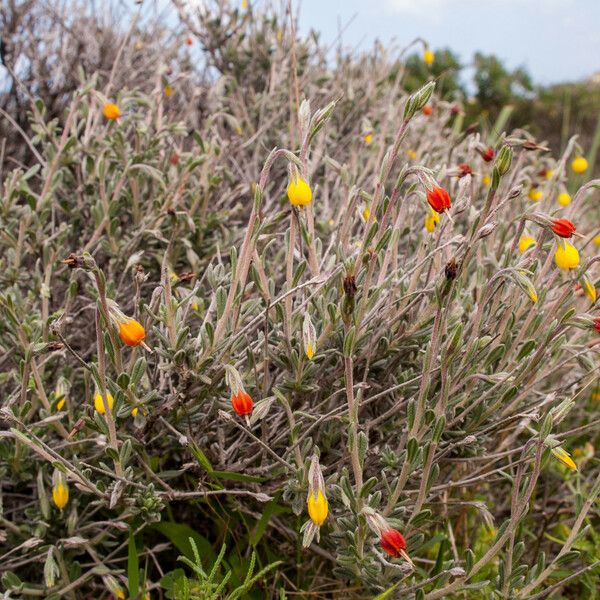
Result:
[128, 531, 139, 598]
[373, 582, 401, 599]
[153, 522, 217, 565]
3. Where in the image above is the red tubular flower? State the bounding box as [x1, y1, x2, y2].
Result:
[380, 528, 407, 558]
[427, 186, 451, 213]
[551, 218, 576, 238]
[482, 147, 494, 162]
[169, 153, 180, 166]
[458, 163, 472, 178]
[594, 318, 600, 333]
[231, 391, 253, 416]
[422, 105, 433, 116]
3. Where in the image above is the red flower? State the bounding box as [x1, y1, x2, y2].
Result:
[422, 105, 433, 116]
[427, 186, 451, 213]
[380, 528, 407, 558]
[231, 391, 253, 416]
[482, 147, 494, 162]
[450, 104, 460, 115]
[169, 153, 180, 166]
[458, 163, 472, 178]
[185, 36, 193, 45]
[594, 318, 600, 333]
[551, 218, 576, 238]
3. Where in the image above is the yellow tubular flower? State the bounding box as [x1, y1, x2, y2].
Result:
[165, 85, 173, 98]
[94, 392, 114, 415]
[545, 169, 554, 179]
[307, 490, 328, 526]
[52, 482, 69, 510]
[425, 209, 440, 233]
[287, 176, 312, 206]
[482, 174, 491, 186]
[557, 192, 571, 206]
[423, 49, 434, 66]
[102, 103, 121, 120]
[364, 133, 373, 145]
[551, 447, 577, 471]
[406, 149, 417, 160]
[594, 235, 600, 246]
[518, 235, 536, 254]
[131, 407, 139, 417]
[554, 242, 580, 270]
[571, 156, 588, 174]
[528, 188, 542, 202]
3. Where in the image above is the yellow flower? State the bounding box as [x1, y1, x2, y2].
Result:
[527, 288, 538, 303]
[94, 392, 114, 415]
[554, 241, 580, 270]
[518, 235, 536, 254]
[582, 275, 596, 303]
[406, 149, 417, 160]
[545, 169, 554, 180]
[102, 102, 121, 120]
[192, 301, 199, 311]
[276, 30, 283, 44]
[571, 156, 588, 174]
[557, 192, 571, 206]
[165, 85, 173, 98]
[594, 235, 600, 246]
[423, 49, 435, 66]
[131, 407, 139, 417]
[241, 0, 249, 8]
[56, 397, 66, 410]
[307, 490, 328, 526]
[482, 174, 491, 186]
[52, 477, 69, 510]
[287, 176, 312, 206]
[528, 188, 542, 202]
[551, 446, 577, 471]
[364, 133, 373, 145]
[306, 343, 314, 360]
[425, 208, 440, 233]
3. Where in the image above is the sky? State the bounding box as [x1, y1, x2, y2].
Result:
[296, 0, 600, 87]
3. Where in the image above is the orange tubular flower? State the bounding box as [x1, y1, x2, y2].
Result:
[551, 218, 576, 238]
[231, 391, 253, 416]
[118, 319, 146, 346]
[102, 103, 121, 120]
[380, 528, 408, 559]
[422, 105, 433, 116]
[427, 186, 451, 214]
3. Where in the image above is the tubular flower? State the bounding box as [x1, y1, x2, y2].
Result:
[551, 446, 577, 471]
[481, 147, 494, 162]
[94, 391, 114, 415]
[571, 155, 588, 174]
[364, 133, 373, 145]
[457, 163, 472, 178]
[557, 192, 571, 206]
[164, 85, 173, 98]
[302, 312, 317, 360]
[551, 218, 576, 238]
[423, 48, 434, 66]
[518, 235, 536, 254]
[426, 186, 451, 214]
[52, 470, 69, 510]
[287, 174, 312, 207]
[302, 454, 328, 547]
[226, 365, 253, 417]
[594, 235, 600, 246]
[422, 104, 433, 116]
[581, 275, 596, 303]
[364, 507, 413, 565]
[482, 174, 491, 186]
[554, 241, 580, 270]
[55, 377, 69, 411]
[406, 149, 417, 160]
[545, 169, 554, 179]
[528, 188, 542, 202]
[594, 318, 600, 333]
[185, 36, 193, 45]
[102, 103, 121, 120]
[118, 319, 146, 346]
[425, 207, 440, 233]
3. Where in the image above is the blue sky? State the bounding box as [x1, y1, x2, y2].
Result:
[296, 0, 600, 86]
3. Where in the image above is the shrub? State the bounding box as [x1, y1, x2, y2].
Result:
[0, 2, 599, 599]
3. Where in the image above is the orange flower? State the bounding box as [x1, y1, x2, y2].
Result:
[426, 186, 451, 214]
[422, 105, 433, 116]
[231, 391, 253, 416]
[118, 319, 145, 346]
[102, 103, 121, 120]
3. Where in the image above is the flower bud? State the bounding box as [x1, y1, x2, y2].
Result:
[424, 207, 440, 233]
[52, 470, 69, 510]
[302, 312, 317, 360]
[457, 163, 472, 178]
[481, 147, 494, 162]
[225, 365, 253, 417]
[495, 145, 513, 175]
[423, 48, 434, 66]
[94, 391, 114, 415]
[581, 274, 596, 303]
[287, 173, 312, 207]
